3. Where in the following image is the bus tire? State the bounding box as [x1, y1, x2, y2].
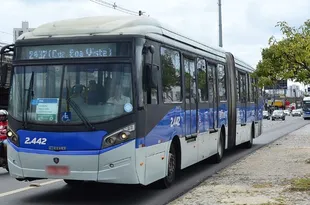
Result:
[159, 143, 177, 188]
[244, 125, 254, 149]
[213, 130, 224, 163]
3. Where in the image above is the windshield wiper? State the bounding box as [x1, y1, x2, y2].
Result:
[65, 81, 95, 131]
[24, 71, 34, 129]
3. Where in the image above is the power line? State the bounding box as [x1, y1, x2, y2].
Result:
[89, 0, 148, 16]
[0, 31, 13, 36]
[0, 40, 12, 45]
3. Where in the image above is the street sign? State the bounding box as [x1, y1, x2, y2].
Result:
[264, 80, 288, 90]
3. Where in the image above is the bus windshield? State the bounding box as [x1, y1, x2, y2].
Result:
[8, 63, 133, 124]
[303, 101, 310, 111]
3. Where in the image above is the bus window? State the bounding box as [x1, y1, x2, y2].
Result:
[160, 47, 182, 103]
[236, 72, 240, 101]
[217, 64, 226, 101]
[248, 76, 254, 102]
[239, 72, 247, 103]
[197, 59, 207, 102]
[207, 64, 216, 102]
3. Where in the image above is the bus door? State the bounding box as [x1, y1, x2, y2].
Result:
[238, 71, 247, 143]
[207, 63, 219, 132]
[207, 62, 219, 153]
[183, 56, 198, 166]
[184, 57, 198, 139]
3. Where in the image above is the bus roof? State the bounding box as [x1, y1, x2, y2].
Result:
[303, 97, 310, 101]
[17, 15, 254, 71]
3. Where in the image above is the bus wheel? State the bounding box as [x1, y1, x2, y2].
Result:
[160, 144, 176, 188]
[213, 131, 224, 163]
[244, 125, 254, 149]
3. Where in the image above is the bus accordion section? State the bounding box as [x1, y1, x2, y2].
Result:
[6, 15, 263, 188]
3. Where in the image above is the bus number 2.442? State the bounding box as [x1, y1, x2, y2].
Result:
[24, 137, 47, 145]
[170, 116, 181, 127]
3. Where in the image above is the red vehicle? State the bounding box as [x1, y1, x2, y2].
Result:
[0, 121, 7, 140]
[0, 109, 8, 171]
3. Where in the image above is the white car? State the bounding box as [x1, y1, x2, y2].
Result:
[291, 110, 302, 117]
[283, 110, 290, 116]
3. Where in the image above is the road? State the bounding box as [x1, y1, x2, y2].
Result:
[0, 116, 308, 205]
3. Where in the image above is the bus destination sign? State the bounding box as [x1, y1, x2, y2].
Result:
[19, 43, 129, 60]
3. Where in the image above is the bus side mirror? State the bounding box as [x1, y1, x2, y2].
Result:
[0, 64, 8, 87]
[144, 64, 158, 89]
[143, 45, 158, 89]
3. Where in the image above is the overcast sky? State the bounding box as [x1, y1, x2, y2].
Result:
[0, 0, 309, 87]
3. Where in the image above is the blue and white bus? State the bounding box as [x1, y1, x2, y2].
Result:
[6, 16, 263, 188]
[302, 97, 310, 119]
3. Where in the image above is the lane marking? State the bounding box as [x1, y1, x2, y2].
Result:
[0, 179, 62, 198]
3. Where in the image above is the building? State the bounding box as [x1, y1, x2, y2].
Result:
[287, 85, 303, 98]
[13, 21, 35, 42]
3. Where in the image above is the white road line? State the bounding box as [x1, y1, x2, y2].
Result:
[0, 179, 62, 198]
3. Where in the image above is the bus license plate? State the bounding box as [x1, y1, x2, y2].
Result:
[46, 166, 69, 175]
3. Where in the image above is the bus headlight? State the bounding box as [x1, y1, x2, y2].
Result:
[102, 124, 135, 149]
[7, 129, 19, 147]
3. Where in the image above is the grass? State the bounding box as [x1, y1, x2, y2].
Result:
[289, 177, 310, 192]
[252, 182, 273, 189]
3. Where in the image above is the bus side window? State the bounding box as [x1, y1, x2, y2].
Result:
[252, 76, 256, 102]
[160, 47, 182, 103]
[236, 71, 240, 102]
[254, 78, 258, 102]
[217, 64, 226, 101]
[197, 58, 207, 102]
[248, 75, 254, 102]
[239, 71, 247, 103]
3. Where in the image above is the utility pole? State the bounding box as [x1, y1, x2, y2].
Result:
[218, 0, 223, 47]
[293, 89, 297, 108]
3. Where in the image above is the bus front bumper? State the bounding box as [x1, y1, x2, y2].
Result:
[7, 140, 140, 184]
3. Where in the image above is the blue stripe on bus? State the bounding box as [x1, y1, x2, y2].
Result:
[17, 129, 108, 151]
[11, 103, 264, 153]
[138, 104, 263, 148]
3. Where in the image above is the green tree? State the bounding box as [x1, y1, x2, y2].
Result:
[161, 51, 179, 93]
[253, 19, 310, 88]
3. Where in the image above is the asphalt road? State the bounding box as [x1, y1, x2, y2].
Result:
[0, 116, 308, 205]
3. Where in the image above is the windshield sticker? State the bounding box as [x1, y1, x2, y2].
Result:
[61, 112, 71, 122]
[35, 98, 59, 122]
[124, 103, 133, 113]
[31, 99, 39, 106]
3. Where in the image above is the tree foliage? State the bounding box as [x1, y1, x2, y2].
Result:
[252, 19, 310, 88]
[161, 52, 180, 93]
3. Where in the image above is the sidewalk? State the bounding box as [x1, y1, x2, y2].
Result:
[169, 124, 310, 205]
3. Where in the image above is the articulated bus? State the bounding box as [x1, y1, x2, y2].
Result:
[302, 97, 310, 120]
[6, 16, 263, 188]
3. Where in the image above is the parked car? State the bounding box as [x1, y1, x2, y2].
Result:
[283, 110, 290, 116]
[296, 108, 303, 115]
[263, 111, 270, 120]
[272, 110, 285, 121]
[291, 110, 302, 117]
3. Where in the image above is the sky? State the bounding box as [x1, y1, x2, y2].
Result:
[0, 0, 309, 88]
